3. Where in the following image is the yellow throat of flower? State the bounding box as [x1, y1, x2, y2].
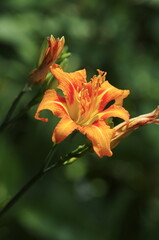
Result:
[68, 73, 106, 126]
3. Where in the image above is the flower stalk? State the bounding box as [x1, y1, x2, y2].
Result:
[0, 83, 32, 132]
[0, 143, 90, 218]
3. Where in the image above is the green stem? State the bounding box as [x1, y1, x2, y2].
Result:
[0, 168, 45, 218]
[0, 84, 31, 132]
[0, 144, 91, 218]
[0, 81, 49, 131]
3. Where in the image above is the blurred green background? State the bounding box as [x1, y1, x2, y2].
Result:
[0, 0, 159, 239]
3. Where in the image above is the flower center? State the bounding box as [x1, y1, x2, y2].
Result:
[69, 74, 105, 126]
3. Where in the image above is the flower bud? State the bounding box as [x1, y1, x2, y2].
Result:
[29, 35, 65, 85]
[111, 106, 159, 149]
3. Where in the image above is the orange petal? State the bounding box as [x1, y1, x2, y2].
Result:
[34, 89, 68, 122]
[50, 64, 87, 105]
[97, 105, 130, 124]
[78, 121, 115, 158]
[98, 81, 130, 111]
[52, 117, 77, 143]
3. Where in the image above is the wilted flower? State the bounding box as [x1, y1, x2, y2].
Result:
[111, 106, 159, 149]
[35, 64, 130, 158]
[29, 36, 65, 85]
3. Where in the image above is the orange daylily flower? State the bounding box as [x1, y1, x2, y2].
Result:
[29, 36, 65, 85]
[35, 64, 130, 158]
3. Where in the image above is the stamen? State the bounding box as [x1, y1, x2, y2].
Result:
[72, 70, 107, 126]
